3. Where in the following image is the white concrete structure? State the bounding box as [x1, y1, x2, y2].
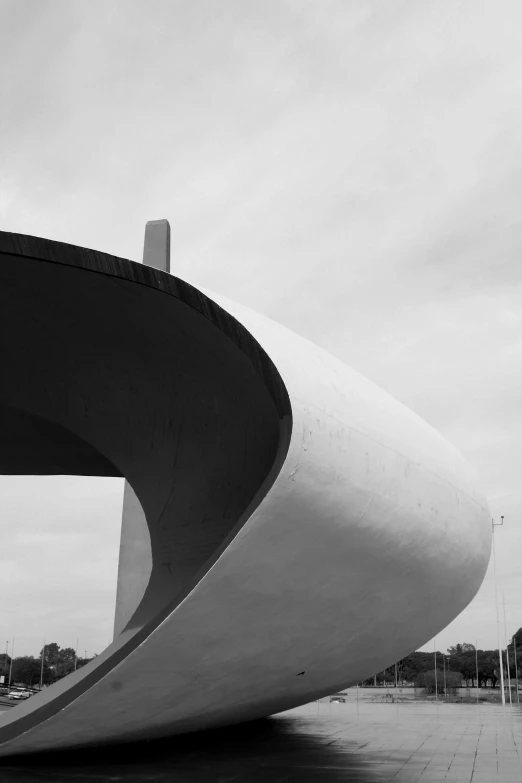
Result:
[0, 229, 491, 756]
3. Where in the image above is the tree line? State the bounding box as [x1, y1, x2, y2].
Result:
[362, 628, 522, 691]
[0, 643, 96, 689]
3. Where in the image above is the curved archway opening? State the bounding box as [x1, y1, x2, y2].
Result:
[0, 471, 124, 682]
[0, 237, 291, 748]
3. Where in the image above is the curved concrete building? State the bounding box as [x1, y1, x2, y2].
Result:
[0, 229, 490, 756]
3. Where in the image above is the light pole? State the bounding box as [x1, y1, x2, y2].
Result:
[40, 640, 45, 690]
[434, 641, 438, 701]
[514, 637, 520, 706]
[492, 517, 505, 707]
[3, 641, 8, 686]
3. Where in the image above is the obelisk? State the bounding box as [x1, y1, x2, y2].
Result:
[113, 220, 171, 638]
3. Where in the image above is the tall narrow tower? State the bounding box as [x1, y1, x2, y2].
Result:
[113, 219, 171, 638]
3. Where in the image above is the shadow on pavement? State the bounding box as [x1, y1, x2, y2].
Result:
[0, 712, 380, 783]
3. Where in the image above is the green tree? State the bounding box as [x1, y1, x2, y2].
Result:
[39, 642, 61, 668]
[362, 652, 437, 686]
[476, 651, 498, 688]
[447, 643, 475, 656]
[444, 671, 464, 693]
[59, 647, 77, 663]
[509, 627, 522, 647]
[0, 654, 11, 679]
[54, 647, 77, 679]
[361, 636, 522, 692]
[508, 629, 522, 681]
[10, 656, 53, 688]
[401, 652, 438, 682]
[415, 669, 462, 694]
[38, 643, 82, 681]
[451, 650, 477, 686]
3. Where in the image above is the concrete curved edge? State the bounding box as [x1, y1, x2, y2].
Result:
[0, 232, 491, 756]
[0, 230, 292, 754]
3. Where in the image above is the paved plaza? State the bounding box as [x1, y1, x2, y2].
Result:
[0, 697, 521, 782]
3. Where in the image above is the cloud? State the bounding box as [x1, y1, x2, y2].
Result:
[0, 476, 123, 656]
[1, 0, 520, 656]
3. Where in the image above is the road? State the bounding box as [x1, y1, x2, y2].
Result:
[0, 696, 19, 712]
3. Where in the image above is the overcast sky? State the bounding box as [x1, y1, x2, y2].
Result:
[1, 0, 520, 660]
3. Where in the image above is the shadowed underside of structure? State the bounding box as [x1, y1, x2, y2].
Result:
[0, 231, 291, 751]
[0, 233, 291, 626]
[0, 230, 491, 757]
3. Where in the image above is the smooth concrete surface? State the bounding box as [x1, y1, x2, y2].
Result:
[0, 406, 121, 476]
[0, 231, 491, 756]
[1, 701, 521, 782]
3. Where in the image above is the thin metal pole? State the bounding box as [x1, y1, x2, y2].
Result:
[74, 638, 78, 672]
[434, 642, 438, 701]
[8, 637, 14, 689]
[492, 519, 506, 706]
[4, 641, 8, 681]
[40, 640, 45, 690]
[395, 662, 398, 691]
[502, 593, 512, 708]
[475, 641, 479, 705]
[513, 638, 520, 706]
[443, 653, 447, 699]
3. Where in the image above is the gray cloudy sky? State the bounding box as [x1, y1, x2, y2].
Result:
[1, 0, 520, 659]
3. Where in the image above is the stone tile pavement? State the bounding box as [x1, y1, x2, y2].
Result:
[0, 698, 520, 782]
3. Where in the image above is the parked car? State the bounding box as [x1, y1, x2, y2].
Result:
[330, 694, 346, 703]
[8, 690, 32, 700]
